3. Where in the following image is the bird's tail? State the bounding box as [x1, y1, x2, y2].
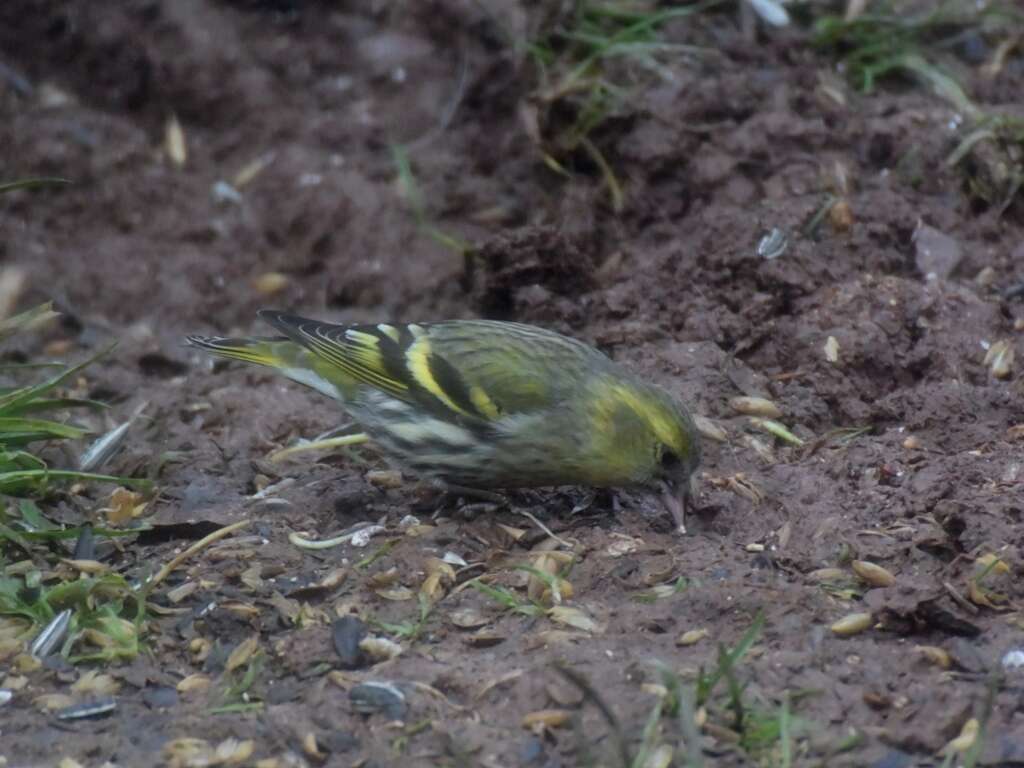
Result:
[187, 334, 350, 401]
[185, 335, 291, 368]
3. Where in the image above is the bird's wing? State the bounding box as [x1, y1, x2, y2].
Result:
[258, 312, 597, 422]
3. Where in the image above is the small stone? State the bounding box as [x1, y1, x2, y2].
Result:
[332, 616, 369, 670]
[350, 682, 407, 720]
[142, 685, 179, 709]
[913, 222, 961, 280]
[1002, 649, 1024, 670]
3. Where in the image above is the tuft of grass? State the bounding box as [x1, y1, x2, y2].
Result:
[556, 612, 809, 766]
[391, 144, 471, 256]
[946, 114, 1024, 213]
[467, 578, 545, 617]
[372, 592, 434, 641]
[0, 178, 70, 194]
[0, 569, 144, 662]
[0, 299, 152, 663]
[0, 305, 150, 497]
[209, 652, 265, 715]
[525, 0, 723, 211]
[815, 1, 1007, 94]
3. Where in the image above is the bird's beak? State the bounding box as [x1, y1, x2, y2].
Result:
[660, 479, 690, 535]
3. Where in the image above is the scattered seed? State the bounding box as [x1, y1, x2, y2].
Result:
[1008, 424, 1024, 440]
[287, 568, 348, 600]
[225, 635, 259, 672]
[442, 551, 468, 567]
[167, 581, 200, 604]
[984, 339, 1014, 379]
[475, 669, 524, 701]
[940, 717, 979, 755]
[852, 560, 896, 588]
[376, 586, 415, 602]
[807, 568, 847, 583]
[831, 612, 873, 636]
[823, 335, 840, 363]
[365, 469, 403, 489]
[757, 228, 788, 259]
[914, 645, 952, 669]
[397, 514, 421, 530]
[829, 199, 854, 232]
[80, 420, 135, 473]
[165, 114, 187, 167]
[2, 675, 27, 691]
[360, 636, 403, 662]
[522, 709, 572, 730]
[164, 738, 217, 768]
[464, 631, 506, 648]
[233, 152, 275, 188]
[548, 606, 598, 633]
[302, 732, 324, 761]
[676, 628, 709, 646]
[544, 679, 583, 707]
[975, 553, 1010, 576]
[496, 524, 527, 541]
[726, 474, 765, 505]
[30, 609, 71, 659]
[176, 674, 212, 694]
[216, 738, 255, 765]
[56, 697, 117, 720]
[967, 579, 1005, 609]
[975, 266, 996, 286]
[749, 417, 804, 446]
[252, 272, 289, 297]
[693, 414, 727, 442]
[730, 396, 782, 418]
[71, 671, 121, 697]
[449, 608, 490, 630]
[34, 693, 75, 712]
[223, 601, 261, 620]
[745, 543, 765, 553]
[643, 744, 674, 768]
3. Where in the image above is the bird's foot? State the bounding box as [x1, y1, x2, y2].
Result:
[423, 480, 509, 520]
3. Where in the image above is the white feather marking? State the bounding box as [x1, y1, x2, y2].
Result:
[281, 367, 343, 400]
[386, 419, 476, 447]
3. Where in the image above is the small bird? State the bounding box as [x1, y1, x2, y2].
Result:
[187, 311, 701, 533]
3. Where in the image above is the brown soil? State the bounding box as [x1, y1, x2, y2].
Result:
[2, 2, 1024, 766]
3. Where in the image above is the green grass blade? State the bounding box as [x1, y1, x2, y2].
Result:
[0, 343, 116, 416]
[0, 417, 89, 441]
[0, 469, 151, 494]
[0, 178, 70, 194]
[0, 302, 60, 343]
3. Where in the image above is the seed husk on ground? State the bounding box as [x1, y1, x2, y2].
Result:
[852, 560, 896, 588]
[831, 613, 873, 636]
[729, 396, 783, 418]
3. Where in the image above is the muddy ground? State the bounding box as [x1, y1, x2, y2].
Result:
[2, 1, 1024, 766]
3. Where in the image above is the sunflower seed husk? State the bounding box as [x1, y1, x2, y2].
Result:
[852, 560, 896, 588]
[729, 396, 782, 418]
[831, 612, 873, 636]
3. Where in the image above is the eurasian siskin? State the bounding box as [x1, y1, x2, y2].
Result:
[187, 311, 701, 532]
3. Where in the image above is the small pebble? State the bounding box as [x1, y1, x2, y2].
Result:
[350, 681, 407, 720]
[332, 616, 368, 670]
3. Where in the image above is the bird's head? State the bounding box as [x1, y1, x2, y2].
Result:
[587, 378, 702, 533]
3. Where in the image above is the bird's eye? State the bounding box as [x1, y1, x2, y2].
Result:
[660, 449, 680, 469]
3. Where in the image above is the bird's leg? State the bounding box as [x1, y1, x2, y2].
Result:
[426, 480, 509, 520]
